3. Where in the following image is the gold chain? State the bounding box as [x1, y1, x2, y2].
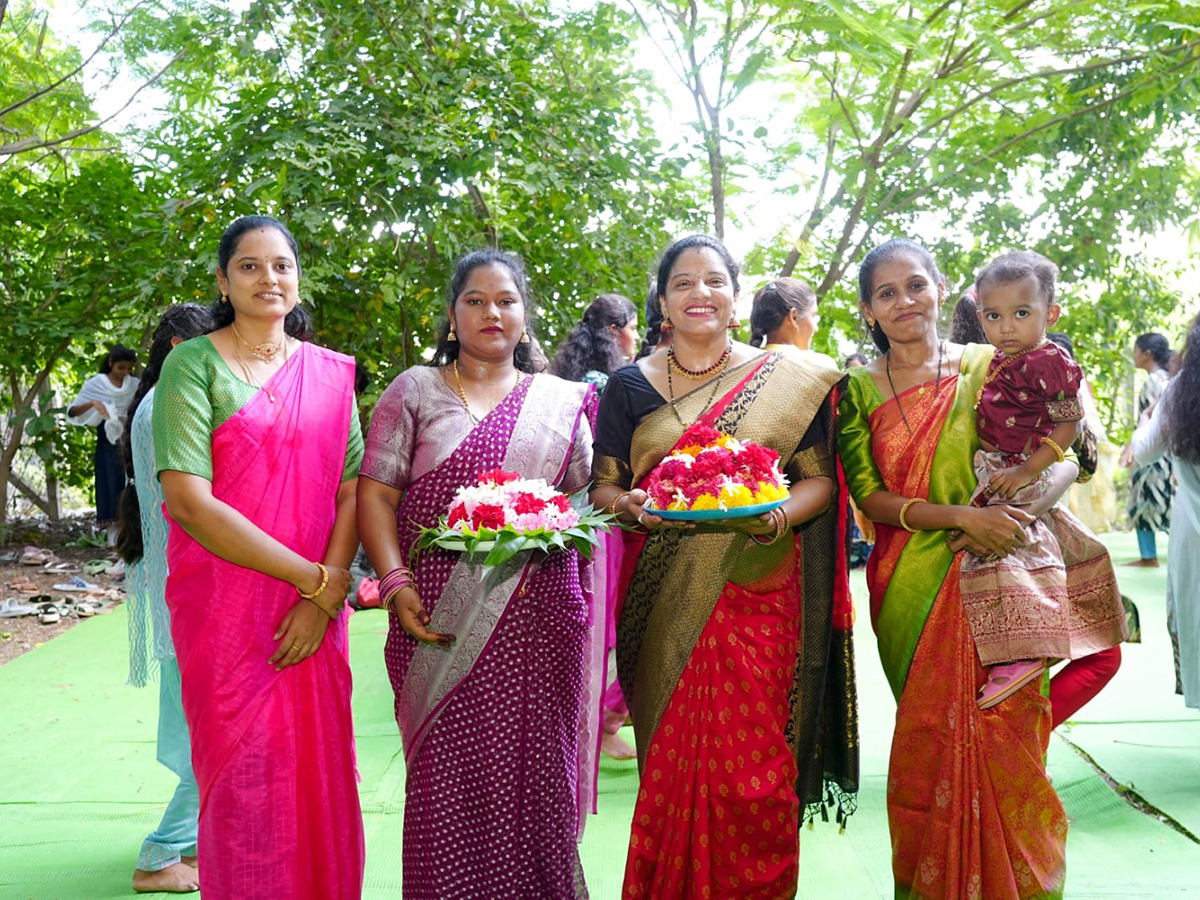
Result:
[666, 349, 732, 428]
[451, 360, 479, 424]
[974, 342, 1043, 410]
[231, 325, 289, 403]
[231, 320, 283, 362]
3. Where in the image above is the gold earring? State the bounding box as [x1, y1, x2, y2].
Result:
[221, 293, 229, 304]
[447, 323, 457, 342]
[865, 314, 876, 328]
[520, 330, 531, 344]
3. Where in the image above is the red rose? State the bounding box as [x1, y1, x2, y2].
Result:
[478, 469, 520, 486]
[448, 503, 468, 527]
[512, 492, 547, 515]
[551, 494, 572, 513]
[471, 504, 507, 530]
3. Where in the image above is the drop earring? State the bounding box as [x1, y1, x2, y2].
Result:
[520, 330, 531, 344]
[661, 316, 674, 334]
[221, 293, 229, 304]
[728, 318, 739, 331]
[447, 323, 458, 342]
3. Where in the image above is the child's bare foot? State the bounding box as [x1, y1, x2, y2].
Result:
[132, 862, 200, 893]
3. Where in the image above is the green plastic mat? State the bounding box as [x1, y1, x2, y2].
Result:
[0, 541, 1197, 898]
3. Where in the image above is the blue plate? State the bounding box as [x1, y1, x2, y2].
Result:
[648, 498, 786, 521]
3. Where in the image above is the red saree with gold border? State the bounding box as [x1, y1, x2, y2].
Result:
[596, 354, 857, 900]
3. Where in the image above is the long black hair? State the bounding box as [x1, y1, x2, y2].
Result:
[428, 249, 545, 373]
[549, 293, 637, 382]
[949, 290, 987, 345]
[749, 277, 817, 348]
[209, 215, 313, 341]
[116, 304, 215, 563]
[1135, 332, 1172, 370]
[1162, 314, 1200, 464]
[856, 238, 943, 353]
[636, 282, 663, 360]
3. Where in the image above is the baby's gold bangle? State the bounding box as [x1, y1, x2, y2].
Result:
[898, 497, 926, 533]
[1040, 436, 1065, 463]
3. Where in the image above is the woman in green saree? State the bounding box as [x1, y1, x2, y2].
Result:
[839, 239, 1075, 899]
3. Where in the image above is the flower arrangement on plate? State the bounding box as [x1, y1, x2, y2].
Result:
[415, 469, 613, 568]
[644, 424, 789, 520]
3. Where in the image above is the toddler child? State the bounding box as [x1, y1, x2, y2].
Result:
[961, 250, 1127, 709]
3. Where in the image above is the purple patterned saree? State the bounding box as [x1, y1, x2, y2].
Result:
[364, 369, 599, 900]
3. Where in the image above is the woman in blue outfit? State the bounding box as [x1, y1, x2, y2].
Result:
[117, 304, 214, 894]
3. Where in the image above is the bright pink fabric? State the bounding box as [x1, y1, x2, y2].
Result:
[166, 344, 364, 900]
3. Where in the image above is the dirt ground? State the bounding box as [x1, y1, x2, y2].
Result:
[0, 517, 125, 667]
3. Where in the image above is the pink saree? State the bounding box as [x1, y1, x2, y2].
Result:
[165, 344, 364, 900]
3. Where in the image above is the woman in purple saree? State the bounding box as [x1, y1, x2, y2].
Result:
[156, 217, 365, 899]
[358, 250, 601, 900]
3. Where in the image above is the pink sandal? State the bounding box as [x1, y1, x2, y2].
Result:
[978, 659, 1047, 710]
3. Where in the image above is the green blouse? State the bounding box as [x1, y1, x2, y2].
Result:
[153, 335, 362, 482]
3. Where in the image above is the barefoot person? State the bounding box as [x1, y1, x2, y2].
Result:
[155, 216, 364, 899]
[119, 304, 213, 894]
[591, 234, 857, 898]
[357, 249, 599, 899]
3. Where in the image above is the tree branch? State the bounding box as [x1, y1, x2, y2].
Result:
[0, 49, 184, 157]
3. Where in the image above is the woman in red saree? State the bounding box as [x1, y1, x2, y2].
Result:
[839, 238, 1073, 899]
[156, 216, 365, 900]
[591, 235, 858, 899]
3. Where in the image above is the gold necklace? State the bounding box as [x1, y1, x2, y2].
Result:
[232, 331, 289, 403]
[667, 342, 732, 380]
[974, 342, 1043, 410]
[452, 360, 521, 424]
[232, 320, 283, 362]
[666, 349, 732, 428]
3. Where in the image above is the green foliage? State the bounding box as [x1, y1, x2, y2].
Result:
[121, 0, 704, 387]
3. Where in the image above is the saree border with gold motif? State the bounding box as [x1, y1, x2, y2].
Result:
[598, 353, 858, 814]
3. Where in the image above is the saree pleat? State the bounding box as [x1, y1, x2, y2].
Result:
[165, 344, 363, 900]
[615, 355, 857, 899]
[840, 348, 1066, 900]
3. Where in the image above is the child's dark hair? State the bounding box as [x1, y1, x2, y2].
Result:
[749, 278, 817, 348]
[550, 293, 638, 382]
[974, 250, 1058, 306]
[117, 304, 215, 563]
[101, 344, 138, 374]
[1135, 332, 1172, 369]
[1162, 314, 1200, 464]
[856, 238, 943, 353]
[428, 249, 545, 373]
[209, 215, 313, 341]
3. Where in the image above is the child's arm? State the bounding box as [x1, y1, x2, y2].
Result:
[988, 419, 1083, 498]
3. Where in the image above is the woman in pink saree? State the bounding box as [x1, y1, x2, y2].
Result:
[357, 250, 600, 899]
[156, 216, 365, 900]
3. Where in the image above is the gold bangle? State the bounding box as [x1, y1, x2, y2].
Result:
[297, 562, 329, 600]
[605, 491, 630, 517]
[898, 498, 926, 533]
[1040, 436, 1065, 463]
